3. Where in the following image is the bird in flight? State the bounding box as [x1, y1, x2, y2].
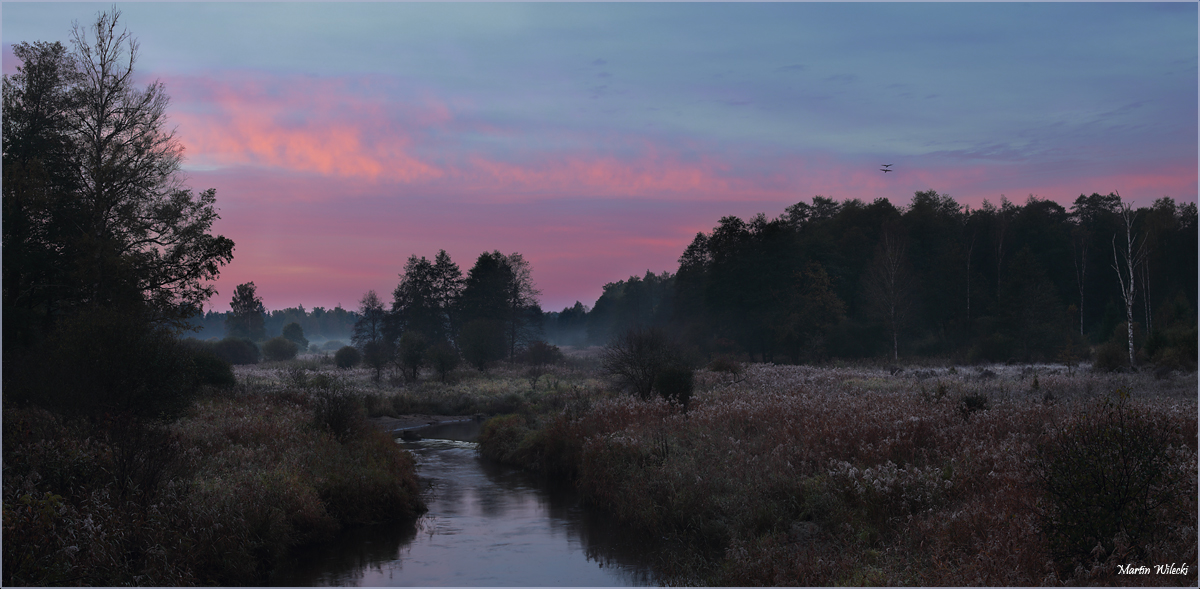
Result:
[881, 164, 892, 167]
[880, 167, 893, 173]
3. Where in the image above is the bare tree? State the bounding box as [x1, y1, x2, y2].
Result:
[863, 229, 915, 361]
[1070, 227, 1089, 337]
[1111, 195, 1147, 368]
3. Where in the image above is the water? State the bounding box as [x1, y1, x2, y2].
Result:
[274, 421, 663, 586]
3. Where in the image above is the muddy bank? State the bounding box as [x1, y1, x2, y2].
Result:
[370, 414, 480, 434]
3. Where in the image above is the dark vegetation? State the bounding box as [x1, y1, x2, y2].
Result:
[2, 11, 424, 585]
[544, 192, 1196, 372]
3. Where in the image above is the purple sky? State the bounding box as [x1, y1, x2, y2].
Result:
[4, 2, 1196, 312]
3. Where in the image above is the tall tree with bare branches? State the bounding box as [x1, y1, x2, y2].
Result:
[1111, 194, 1147, 368]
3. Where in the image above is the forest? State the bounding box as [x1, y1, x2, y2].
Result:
[548, 191, 1197, 371]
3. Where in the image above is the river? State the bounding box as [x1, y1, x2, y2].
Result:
[273, 421, 665, 586]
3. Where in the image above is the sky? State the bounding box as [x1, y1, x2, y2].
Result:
[3, 1, 1197, 313]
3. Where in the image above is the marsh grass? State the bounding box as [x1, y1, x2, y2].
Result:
[477, 362, 1197, 586]
[3, 366, 425, 586]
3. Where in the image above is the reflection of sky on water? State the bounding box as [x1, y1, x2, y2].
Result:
[273, 428, 659, 587]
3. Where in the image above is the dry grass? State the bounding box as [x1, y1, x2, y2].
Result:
[482, 362, 1198, 586]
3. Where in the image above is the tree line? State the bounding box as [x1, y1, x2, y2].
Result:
[546, 191, 1197, 370]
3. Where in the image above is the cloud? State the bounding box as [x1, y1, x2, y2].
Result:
[167, 73, 447, 183]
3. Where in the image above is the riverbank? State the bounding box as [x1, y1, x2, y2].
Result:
[477, 364, 1198, 586]
[3, 388, 426, 586]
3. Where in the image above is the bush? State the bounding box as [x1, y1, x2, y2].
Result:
[1092, 342, 1127, 373]
[428, 340, 460, 382]
[654, 364, 694, 409]
[1033, 393, 1190, 573]
[261, 336, 299, 362]
[322, 339, 346, 351]
[10, 308, 197, 419]
[707, 355, 742, 375]
[214, 337, 260, 365]
[334, 345, 361, 369]
[282, 321, 308, 349]
[190, 349, 236, 389]
[520, 340, 564, 366]
[601, 327, 681, 399]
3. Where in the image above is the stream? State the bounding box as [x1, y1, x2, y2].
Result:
[273, 421, 665, 586]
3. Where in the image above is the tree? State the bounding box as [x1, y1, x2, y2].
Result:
[863, 228, 915, 360]
[389, 255, 442, 343]
[352, 290, 387, 348]
[458, 319, 506, 371]
[601, 327, 679, 400]
[2, 10, 233, 340]
[1111, 196, 1147, 368]
[397, 331, 428, 381]
[225, 282, 266, 341]
[458, 251, 542, 360]
[282, 321, 308, 349]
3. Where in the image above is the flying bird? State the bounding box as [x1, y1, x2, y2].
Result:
[881, 164, 892, 168]
[880, 168, 892, 173]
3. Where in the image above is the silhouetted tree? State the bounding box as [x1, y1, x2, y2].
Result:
[282, 321, 308, 349]
[2, 9, 233, 344]
[225, 282, 266, 341]
[352, 290, 387, 348]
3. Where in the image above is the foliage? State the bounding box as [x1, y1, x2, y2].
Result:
[653, 364, 694, 408]
[600, 327, 681, 400]
[1033, 392, 1192, 574]
[427, 340, 461, 382]
[351, 290, 387, 348]
[519, 339, 565, 366]
[459, 319, 506, 371]
[188, 348, 236, 389]
[225, 282, 266, 341]
[397, 330, 428, 381]
[8, 308, 197, 419]
[281, 321, 308, 349]
[333, 345, 361, 369]
[360, 340, 392, 383]
[261, 336, 299, 362]
[213, 336, 260, 365]
[477, 363, 1196, 586]
[2, 11, 234, 340]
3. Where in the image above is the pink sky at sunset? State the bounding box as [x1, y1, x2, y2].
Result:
[4, 3, 1195, 313]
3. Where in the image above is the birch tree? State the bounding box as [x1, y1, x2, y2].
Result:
[1111, 196, 1147, 368]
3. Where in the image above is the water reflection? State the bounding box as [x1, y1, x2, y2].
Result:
[273, 421, 661, 586]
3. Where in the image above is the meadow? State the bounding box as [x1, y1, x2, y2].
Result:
[473, 358, 1198, 586]
[7, 345, 1195, 586]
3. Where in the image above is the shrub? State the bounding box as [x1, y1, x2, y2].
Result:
[654, 364, 694, 409]
[428, 340, 460, 382]
[601, 327, 680, 399]
[322, 339, 346, 351]
[707, 355, 742, 375]
[214, 337, 260, 365]
[1033, 392, 1189, 573]
[282, 322, 308, 349]
[311, 387, 366, 443]
[11, 308, 197, 419]
[189, 349, 236, 389]
[333, 345, 361, 369]
[1092, 342, 1127, 373]
[261, 336, 299, 362]
[520, 340, 565, 366]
